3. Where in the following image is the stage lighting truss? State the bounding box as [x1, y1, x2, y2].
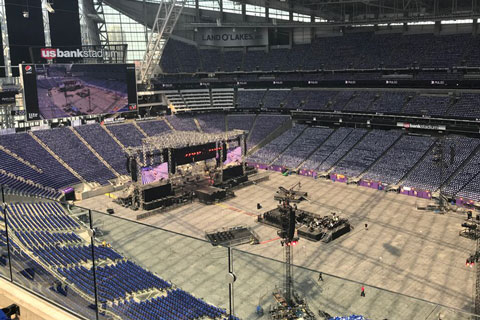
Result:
[142, 130, 245, 150]
[126, 130, 246, 166]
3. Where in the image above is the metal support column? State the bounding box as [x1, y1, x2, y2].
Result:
[41, 0, 52, 48]
[265, 0, 269, 22]
[219, 0, 224, 22]
[0, 0, 12, 77]
[228, 247, 235, 318]
[476, 235, 480, 316]
[285, 244, 293, 304]
[1, 186, 13, 282]
[88, 210, 100, 320]
[241, 134, 247, 175]
[79, 0, 92, 46]
[219, 141, 223, 183]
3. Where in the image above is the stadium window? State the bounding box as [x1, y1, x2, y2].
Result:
[184, 0, 196, 8]
[292, 13, 310, 22]
[441, 19, 473, 24]
[315, 17, 328, 23]
[407, 21, 435, 25]
[198, 0, 220, 11]
[223, 0, 242, 14]
[245, 4, 265, 17]
[103, 4, 152, 63]
[352, 24, 375, 27]
[269, 8, 289, 21]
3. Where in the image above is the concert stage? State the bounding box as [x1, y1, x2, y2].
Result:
[122, 130, 249, 212]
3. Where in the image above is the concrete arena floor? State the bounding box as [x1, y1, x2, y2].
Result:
[77, 172, 476, 319]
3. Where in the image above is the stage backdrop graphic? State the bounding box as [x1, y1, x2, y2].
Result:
[196, 27, 268, 47]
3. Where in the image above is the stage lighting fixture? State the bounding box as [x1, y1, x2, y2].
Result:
[45, 1, 55, 13]
[23, 0, 30, 18]
[285, 240, 298, 247]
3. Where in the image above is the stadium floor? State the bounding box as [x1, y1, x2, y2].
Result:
[77, 171, 475, 319]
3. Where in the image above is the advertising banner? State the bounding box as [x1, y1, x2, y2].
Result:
[30, 44, 127, 64]
[197, 28, 268, 47]
[20, 64, 41, 121]
[0, 91, 17, 105]
[397, 122, 446, 131]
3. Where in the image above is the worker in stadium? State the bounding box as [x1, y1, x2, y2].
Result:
[318, 272, 323, 282]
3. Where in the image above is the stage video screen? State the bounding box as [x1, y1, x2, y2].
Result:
[141, 163, 169, 185]
[22, 63, 137, 120]
[224, 146, 242, 165]
[173, 142, 222, 166]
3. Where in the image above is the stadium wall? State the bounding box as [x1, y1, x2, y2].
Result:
[173, 13, 478, 48]
[0, 277, 79, 320]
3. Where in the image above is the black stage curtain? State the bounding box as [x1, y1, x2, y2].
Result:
[6, 0, 45, 76]
[49, 0, 81, 47]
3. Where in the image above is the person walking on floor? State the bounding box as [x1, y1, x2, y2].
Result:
[361, 286, 365, 297]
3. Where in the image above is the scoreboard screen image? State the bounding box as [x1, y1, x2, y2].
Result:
[21, 63, 137, 120]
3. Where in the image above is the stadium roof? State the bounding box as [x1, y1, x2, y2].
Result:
[103, 0, 480, 27]
[233, 0, 480, 23]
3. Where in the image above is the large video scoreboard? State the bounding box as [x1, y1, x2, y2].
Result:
[20, 63, 137, 120]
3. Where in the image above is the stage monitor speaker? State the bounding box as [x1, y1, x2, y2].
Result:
[142, 183, 172, 203]
[223, 165, 244, 182]
[222, 142, 227, 162]
[287, 207, 295, 240]
[63, 188, 75, 201]
[196, 186, 226, 204]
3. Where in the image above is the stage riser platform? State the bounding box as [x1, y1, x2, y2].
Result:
[137, 198, 193, 219]
[206, 227, 259, 247]
[197, 187, 227, 204]
[258, 208, 351, 243]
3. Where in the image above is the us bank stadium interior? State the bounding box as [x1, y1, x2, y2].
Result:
[5, 1, 480, 320]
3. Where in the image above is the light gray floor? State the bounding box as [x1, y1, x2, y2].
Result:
[77, 172, 476, 319]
